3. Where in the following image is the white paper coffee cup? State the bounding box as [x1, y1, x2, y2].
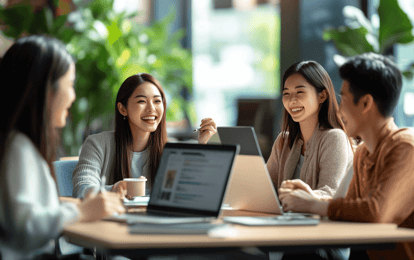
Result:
[124, 176, 147, 197]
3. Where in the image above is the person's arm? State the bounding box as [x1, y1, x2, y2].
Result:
[72, 135, 113, 198]
[328, 142, 414, 224]
[313, 130, 353, 197]
[279, 151, 358, 214]
[2, 134, 79, 253]
[197, 118, 217, 144]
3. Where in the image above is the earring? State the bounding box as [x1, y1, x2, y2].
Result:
[123, 116, 126, 120]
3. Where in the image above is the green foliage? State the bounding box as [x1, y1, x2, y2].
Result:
[0, 0, 193, 155]
[248, 10, 280, 95]
[322, 0, 414, 77]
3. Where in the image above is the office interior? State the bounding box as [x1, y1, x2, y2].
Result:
[1, 0, 413, 161]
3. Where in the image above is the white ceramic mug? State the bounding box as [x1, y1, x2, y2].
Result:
[124, 176, 147, 197]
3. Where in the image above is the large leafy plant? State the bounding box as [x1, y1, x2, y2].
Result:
[322, 0, 414, 78]
[0, 0, 194, 155]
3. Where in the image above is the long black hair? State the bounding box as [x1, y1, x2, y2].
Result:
[112, 73, 167, 186]
[279, 61, 346, 150]
[0, 35, 74, 182]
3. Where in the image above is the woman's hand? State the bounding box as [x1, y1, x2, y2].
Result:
[78, 192, 125, 222]
[280, 179, 315, 196]
[111, 180, 128, 197]
[197, 118, 217, 144]
[279, 188, 329, 216]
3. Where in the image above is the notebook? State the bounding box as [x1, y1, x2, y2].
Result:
[113, 142, 240, 224]
[218, 127, 319, 226]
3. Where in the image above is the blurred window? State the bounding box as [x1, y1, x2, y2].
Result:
[192, 0, 280, 127]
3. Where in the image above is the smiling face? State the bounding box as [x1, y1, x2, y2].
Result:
[118, 82, 164, 135]
[282, 73, 326, 127]
[51, 62, 76, 128]
[338, 80, 364, 139]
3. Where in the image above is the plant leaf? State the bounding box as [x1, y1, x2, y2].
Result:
[1, 4, 33, 38]
[342, 5, 374, 33]
[323, 26, 375, 56]
[52, 14, 67, 35]
[378, 0, 414, 52]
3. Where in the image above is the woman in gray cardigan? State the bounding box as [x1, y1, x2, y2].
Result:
[266, 61, 353, 260]
[73, 74, 217, 198]
[267, 61, 354, 199]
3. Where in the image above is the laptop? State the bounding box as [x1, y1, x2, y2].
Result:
[216, 126, 262, 156]
[217, 126, 283, 214]
[218, 127, 320, 221]
[111, 142, 240, 224]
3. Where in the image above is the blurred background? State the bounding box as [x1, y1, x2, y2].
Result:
[0, 0, 413, 161]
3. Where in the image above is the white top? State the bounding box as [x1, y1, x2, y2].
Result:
[131, 149, 148, 178]
[0, 132, 79, 260]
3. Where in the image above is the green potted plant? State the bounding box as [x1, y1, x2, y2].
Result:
[0, 0, 194, 155]
[322, 0, 414, 78]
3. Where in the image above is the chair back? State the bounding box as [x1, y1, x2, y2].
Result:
[53, 160, 78, 197]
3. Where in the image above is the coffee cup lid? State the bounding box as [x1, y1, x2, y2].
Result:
[124, 177, 147, 182]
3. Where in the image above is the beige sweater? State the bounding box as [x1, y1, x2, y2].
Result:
[266, 127, 353, 197]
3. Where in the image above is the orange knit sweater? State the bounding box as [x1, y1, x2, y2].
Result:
[328, 119, 414, 260]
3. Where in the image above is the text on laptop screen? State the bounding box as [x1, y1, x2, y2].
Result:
[150, 147, 234, 211]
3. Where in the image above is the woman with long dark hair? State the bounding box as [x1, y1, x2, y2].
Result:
[0, 35, 125, 260]
[73, 74, 217, 198]
[265, 61, 354, 260]
[267, 60, 353, 199]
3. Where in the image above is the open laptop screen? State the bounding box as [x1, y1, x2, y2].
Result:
[148, 143, 239, 216]
[217, 126, 262, 156]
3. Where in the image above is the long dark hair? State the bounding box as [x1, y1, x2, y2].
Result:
[0, 35, 74, 182]
[112, 73, 167, 186]
[279, 61, 345, 150]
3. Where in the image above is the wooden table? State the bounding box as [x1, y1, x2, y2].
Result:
[63, 209, 414, 258]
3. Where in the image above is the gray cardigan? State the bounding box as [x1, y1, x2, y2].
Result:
[266, 127, 353, 197]
[72, 131, 150, 198]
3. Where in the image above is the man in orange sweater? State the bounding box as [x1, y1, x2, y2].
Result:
[279, 52, 414, 260]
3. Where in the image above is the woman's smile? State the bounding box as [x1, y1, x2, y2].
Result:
[290, 107, 304, 114]
[141, 116, 158, 123]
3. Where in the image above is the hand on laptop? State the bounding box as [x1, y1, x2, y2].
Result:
[78, 191, 125, 222]
[280, 180, 315, 196]
[197, 118, 217, 144]
[279, 187, 329, 216]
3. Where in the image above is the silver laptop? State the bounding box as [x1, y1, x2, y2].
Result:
[117, 142, 240, 224]
[218, 126, 283, 214]
[218, 127, 321, 218]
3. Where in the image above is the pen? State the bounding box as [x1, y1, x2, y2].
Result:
[193, 128, 202, 133]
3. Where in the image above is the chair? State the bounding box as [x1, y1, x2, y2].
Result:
[53, 160, 84, 256]
[236, 98, 276, 161]
[53, 160, 78, 197]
